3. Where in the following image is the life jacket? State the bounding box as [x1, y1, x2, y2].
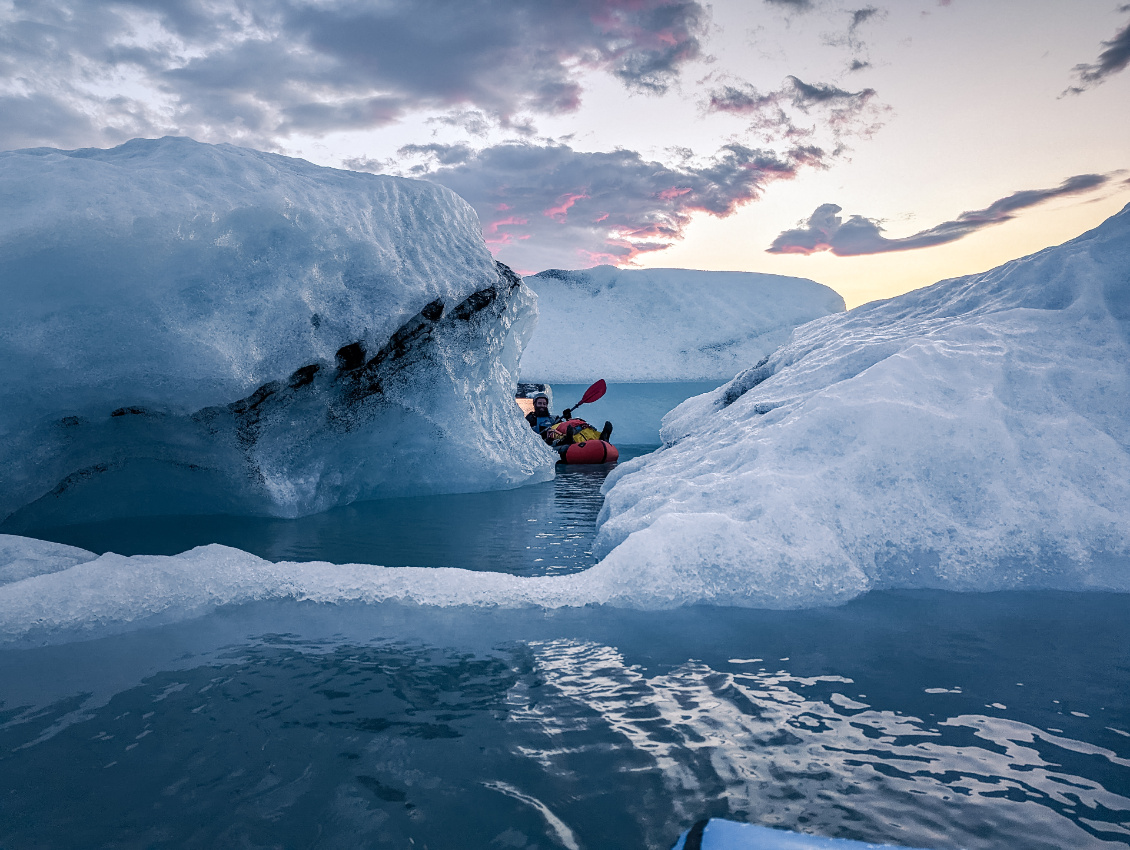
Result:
[526, 411, 556, 435]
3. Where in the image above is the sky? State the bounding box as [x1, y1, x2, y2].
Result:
[1, 0, 1128, 307]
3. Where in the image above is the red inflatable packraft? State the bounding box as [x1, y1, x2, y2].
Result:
[545, 418, 619, 465]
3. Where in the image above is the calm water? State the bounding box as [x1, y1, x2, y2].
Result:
[2, 594, 1129, 849]
[25, 445, 653, 574]
[3, 397, 1130, 848]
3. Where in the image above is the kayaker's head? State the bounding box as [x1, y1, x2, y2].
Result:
[532, 394, 550, 415]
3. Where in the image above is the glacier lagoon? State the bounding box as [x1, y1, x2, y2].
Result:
[2, 400, 1129, 849]
[2, 140, 1129, 847]
[5, 381, 710, 568]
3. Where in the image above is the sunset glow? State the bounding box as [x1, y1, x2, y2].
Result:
[1, 0, 1127, 306]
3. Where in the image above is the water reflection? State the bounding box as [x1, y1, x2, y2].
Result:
[512, 640, 1130, 849]
[1, 592, 1128, 849]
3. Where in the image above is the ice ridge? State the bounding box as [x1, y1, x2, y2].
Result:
[519, 266, 844, 382]
[595, 203, 1130, 607]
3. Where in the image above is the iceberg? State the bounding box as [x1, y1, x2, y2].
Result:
[518, 267, 845, 382]
[0, 138, 554, 529]
[594, 203, 1130, 607]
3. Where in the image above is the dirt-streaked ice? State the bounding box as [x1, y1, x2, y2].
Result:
[0, 138, 554, 527]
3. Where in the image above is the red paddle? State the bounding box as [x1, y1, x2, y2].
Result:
[572, 379, 606, 412]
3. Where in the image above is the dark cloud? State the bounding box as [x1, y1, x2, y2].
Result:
[764, 0, 815, 12]
[278, 97, 407, 134]
[790, 77, 870, 106]
[824, 5, 885, 61]
[1065, 13, 1130, 94]
[357, 140, 825, 271]
[0, 94, 95, 150]
[768, 174, 1111, 256]
[849, 7, 881, 30]
[398, 143, 475, 166]
[707, 75, 883, 149]
[0, 0, 709, 147]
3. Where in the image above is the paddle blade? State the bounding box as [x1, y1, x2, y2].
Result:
[579, 379, 607, 405]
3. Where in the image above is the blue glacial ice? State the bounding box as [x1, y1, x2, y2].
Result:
[519, 266, 844, 382]
[2, 149, 1128, 646]
[595, 203, 1130, 607]
[0, 137, 554, 529]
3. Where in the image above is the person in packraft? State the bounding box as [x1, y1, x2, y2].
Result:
[525, 393, 573, 448]
[525, 393, 613, 452]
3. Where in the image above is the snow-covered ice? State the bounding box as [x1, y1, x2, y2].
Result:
[0, 138, 553, 528]
[519, 266, 844, 382]
[0, 535, 97, 587]
[0, 530, 775, 644]
[595, 203, 1130, 607]
[671, 819, 930, 850]
[3, 152, 1128, 644]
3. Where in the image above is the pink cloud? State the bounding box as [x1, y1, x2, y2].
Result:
[483, 214, 530, 247]
[543, 191, 590, 221]
[408, 139, 822, 272]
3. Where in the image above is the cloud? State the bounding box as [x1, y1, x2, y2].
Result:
[1065, 13, 1130, 94]
[353, 140, 825, 271]
[768, 174, 1111, 256]
[0, 0, 710, 148]
[706, 75, 884, 149]
[398, 143, 475, 166]
[0, 94, 95, 151]
[763, 0, 815, 12]
[849, 7, 881, 30]
[823, 5, 885, 63]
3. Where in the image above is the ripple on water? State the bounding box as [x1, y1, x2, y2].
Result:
[0, 593, 1128, 849]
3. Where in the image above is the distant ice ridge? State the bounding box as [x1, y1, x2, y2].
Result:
[595, 203, 1130, 607]
[518, 267, 844, 382]
[0, 138, 553, 528]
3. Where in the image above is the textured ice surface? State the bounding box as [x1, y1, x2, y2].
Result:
[595, 204, 1130, 607]
[4, 210, 1129, 642]
[0, 535, 96, 587]
[671, 819, 929, 849]
[0, 532, 788, 643]
[519, 267, 844, 382]
[0, 138, 553, 527]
